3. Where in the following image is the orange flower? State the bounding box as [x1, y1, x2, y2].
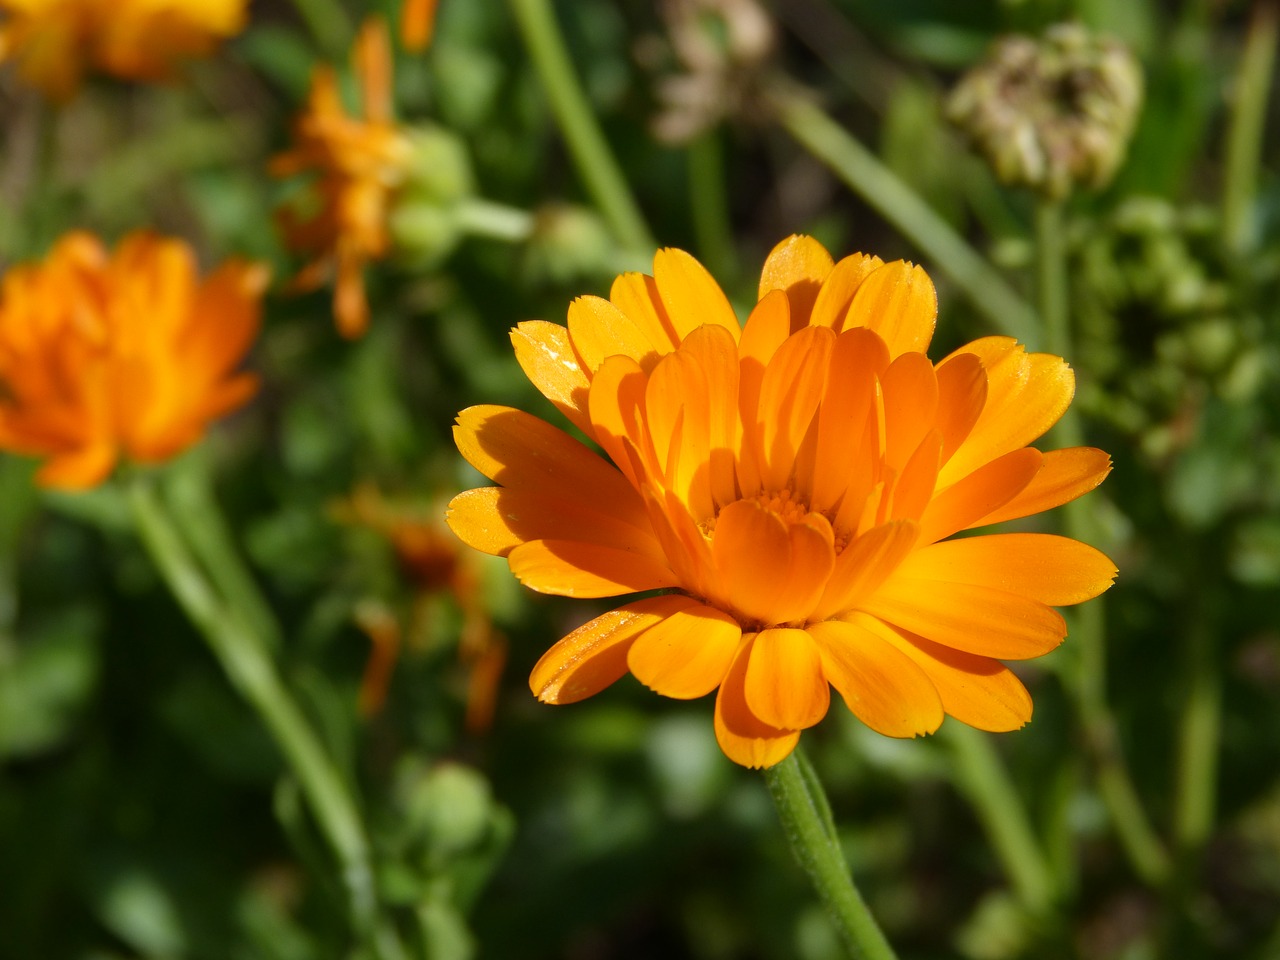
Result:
[272, 18, 413, 339]
[0, 0, 248, 101]
[400, 0, 438, 52]
[0, 231, 266, 490]
[447, 235, 1117, 768]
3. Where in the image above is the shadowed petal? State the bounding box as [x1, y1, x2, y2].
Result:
[975, 447, 1112, 527]
[757, 234, 834, 327]
[508, 539, 678, 597]
[628, 601, 743, 698]
[745, 627, 830, 730]
[714, 636, 801, 768]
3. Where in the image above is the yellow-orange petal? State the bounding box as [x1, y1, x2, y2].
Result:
[507, 539, 679, 597]
[897, 534, 1118, 606]
[744, 627, 830, 730]
[531, 595, 690, 703]
[757, 234, 834, 328]
[812, 520, 917, 621]
[861, 579, 1067, 660]
[627, 600, 743, 699]
[916, 448, 1043, 545]
[842, 261, 937, 358]
[567, 294, 663, 376]
[35, 442, 118, 491]
[881, 627, 1032, 732]
[653, 247, 741, 343]
[934, 352, 987, 466]
[755, 324, 834, 492]
[809, 327, 889, 515]
[714, 635, 801, 768]
[975, 447, 1112, 527]
[808, 617, 944, 737]
[609, 271, 680, 353]
[680, 324, 741, 510]
[511, 321, 592, 436]
[880, 352, 938, 472]
[810, 253, 885, 330]
[710, 499, 793, 625]
[400, 0, 438, 52]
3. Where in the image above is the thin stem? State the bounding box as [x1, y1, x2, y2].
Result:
[1034, 198, 1173, 889]
[126, 474, 382, 946]
[1172, 585, 1220, 859]
[1222, 0, 1279, 255]
[687, 130, 739, 282]
[767, 83, 1039, 345]
[941, 724, 1056, 913]
[764, 749, 899, 960]
[508, 0, 656, 254]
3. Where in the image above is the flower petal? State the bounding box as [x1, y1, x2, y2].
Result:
[711, 499, 791, 625]
[808, 617, 943, 737]
[627, 600, 743, 698]
[567, 294, 663, 375]
[531, 595, 693, 703]
[511, 320, 592, 435]
[609, 271, 681, 352]
[508, 539, 678, 597]
[975, 447, 1112, 527]
[810, 253, 885, 330]
[916, 448, 1043, 545]
[812, 519, 918, 621]
[756, 325, 834, 492]
[714, 635, 801, 768]
[745, 627, 830, 730]
[757, 234, 834, 328]
[653, 247, 740, 343]
[842, 261, 937, 358]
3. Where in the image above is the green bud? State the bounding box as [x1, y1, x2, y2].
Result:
[400, 124, 475, 205]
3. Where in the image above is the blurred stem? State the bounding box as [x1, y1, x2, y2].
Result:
[1222, 0, 1278, 255]
[508, 0, 656, 254]
[767, 83, 1038, 345]
[688, 129, 739, 282]
[126, 474, 385, 951]
[942, 724, 1056, 914]
[1034, 198, 1172, 889]
[287, 0, 353, 59]
[1172, 584, 1220, 860]
[456, 198, 535, 243]
[764, 749, 898, 960]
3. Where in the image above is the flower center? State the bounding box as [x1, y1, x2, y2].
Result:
[700, 488, 853, 554]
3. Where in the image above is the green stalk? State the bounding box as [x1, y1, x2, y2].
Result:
[286, 0, 353, 58]
[508, 0, 656, 254]
[767, 84, 1038, 345]
[455, 198, 536, 243]
[1222, 0, 1279, 255]
[688, 130, 739, 282]
[942, 724, 1056, 913]
[126, 474, 382, 945]
[1172, 584, 1220, 859]
[764, 749, 899, 960]
[1034, 199, 1172, 888]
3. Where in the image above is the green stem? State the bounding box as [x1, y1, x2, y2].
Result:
[455, 198, 536, 242]
[508, 0, 656, 254]
[687, 130, 739, 283]
[767, 83, 1038, 345]
[1172, 586, 1220, 859]
[1034, 198, 1172, 889]
[942, 724, 1056, 913]
[764, 750, 899, 960]
[1222, 0, 1279, 255]
[286, 0, 353, 58]
[126, 474, 382, 945]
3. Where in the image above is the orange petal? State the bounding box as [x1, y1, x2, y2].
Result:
[711, 499, 792, 625]
[714, 635, 801, 768]
[976, 447, 1112, 527]
[511, 321, 592, 436]
[812, 519, 917, 621]
[568, 294, 663, 375]
[808, 617, 943, 737]
[400, 0, 438, 51]
[653, 247, 740, 343]
[879, 352, 938, 472]
[809, 327, 889, 515]
[646, 346, 713, 520]
[507, 539, 679, 597]
[861, 578, 1067, 660]
[609, 271, 680, 353]
[757, 234, 834, 328]
[34, 441, 117, 491]
[744, 627, 830, 730]
[587, 355, 655, 489]
[736, 290, 790, 496]
[810, 252, 885, 330]
[916, 448, 1043, 545]
[355, 17, 394, 124]
[881, 627, 1032, 732]
[627, 600, 743, 698]
[755, 325, 834, 492]
[842, 261, 937, 358]
[679, 324, 741, 510]
[531, 595, 692, 703]
[896, 534, 1117, 606]
[934, 352, 987, 466]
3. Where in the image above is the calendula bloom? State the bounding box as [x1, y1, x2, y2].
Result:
[0, 0, 248, 101]
[448, 236, 1117, 768]
[0, 231, 266, 490]
[272, 18, 413, 339]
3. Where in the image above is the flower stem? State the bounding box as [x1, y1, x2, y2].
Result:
[1033, 198, 1172, 889]
[508, 0, 656, 255]
[688, 130, 740, 283]
[455, 197, 536, 243]
[1222, 0, 1279, 255]
[126, 474, 383, 946]
[764, 749, 899, 960]
[1172, 583, 1220, 859]
[941, 724, 1056, 913]
[767, 83, 1038, 345]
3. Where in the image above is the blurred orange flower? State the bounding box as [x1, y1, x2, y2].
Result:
[400, 0, 438, 52]
[0, 0, 248, 101]
[0, 231, 266, 490]
[272, 18, 412, 339]
[448, 235, 1117, 767]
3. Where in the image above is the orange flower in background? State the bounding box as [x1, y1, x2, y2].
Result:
[0, 0, 248, 101]
[272, 18, 413, 339]
[400, 0, 438, 52]
[447, 235, 1117, 768]
[0, 231, 266, 490]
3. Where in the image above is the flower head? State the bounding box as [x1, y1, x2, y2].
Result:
[272, 18, 413, 339]
[448, 236, 1116, 767]
[0, 231, 266, 489]
[0, 0, 248, 101]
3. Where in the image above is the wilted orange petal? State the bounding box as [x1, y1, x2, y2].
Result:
[510, 321, 592, 435]
[916, 447, 1043, 545]
[626, 600, 742, 698]
[653, 247, 740, 343]
[714, 636, 801, 768]
[744, 627, 829, 730]
[808, 617, 944, 737]
[842, 261, 937, 358]
[507, 539, 678, 597]
[897, 533, 1118, 606]
[976, 447, 1112, 527]
[531, 595, 692, 703]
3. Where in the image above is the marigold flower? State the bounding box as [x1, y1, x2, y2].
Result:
[272, 18, 413, 339]
[447, 236, 1116, 768]
[0, 0, 248, 101]
[0, 231, 266, 490]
